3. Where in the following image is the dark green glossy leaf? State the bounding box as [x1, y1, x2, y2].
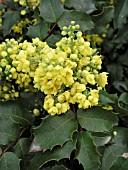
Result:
[34, 110, 77, 149]
[76, 131, 99, 170]
[0, 100, 34, 127]
[110, 157, 128, 170]
[27, 140, 76, 170]
[0, 114, 20, 145]
[99, 90, 115, 105]
[107, 64, 123, 82]
[92, 7, 114, 34]
[39, 0, 64, 23]
[102, 127, 128, 170]
[91, 132, 111, 146]
[2, 11, 20, 36]
[118, 93, 128, 113]
[58, 10, 94, 32]
[113, 0, 128, 28]
[65, 0, 96, 14]
[77, 107, 118, 132]
[27, 19, 49, 40]
[0, 152, 20, 170]
[46, 34, 62, 48]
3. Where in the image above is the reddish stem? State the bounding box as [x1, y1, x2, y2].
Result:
[0, 127, 29, 157]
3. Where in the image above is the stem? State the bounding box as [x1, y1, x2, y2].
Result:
[0, 127, 29, 157]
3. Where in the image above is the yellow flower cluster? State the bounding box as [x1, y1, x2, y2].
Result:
[0, 21, 108, 115]
[34, 21, 108, 115]
[0, 38, 48, 100]
[12, 18, 37, 34]
[14, 0, 40, 9]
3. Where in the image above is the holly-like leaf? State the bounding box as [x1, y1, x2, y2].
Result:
[76, 131, 99, 170]
[113, 22, 128, 45]
[99, 90, 115, 105]
[27, 19, 49, 40]
[27, 140, 76, 170]
[92, 7, 114, 34]
[2, 11, 20, 36]
[58, 10, 94, 32]
[33, 110, 77, 149]
[102, 127, 128, 170]
[113, 0, 128, 28]
[77, 107, 118, 132]
[0, 100, 34, 127]
[0, 114, 20, 145]
[65, 0, 96, 14]
[110, 157, 128, 170]
[13, 138, 33, 170]
[39, 0, 64, 23]
[118, 93, 128, 114]
[43, 165, 68, 170]
[91, 132, 111, 146]
[0, 152, 20, 170]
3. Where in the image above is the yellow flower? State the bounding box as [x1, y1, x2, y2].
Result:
[96, 72, 108, 88]
[48, 106, 58, 115]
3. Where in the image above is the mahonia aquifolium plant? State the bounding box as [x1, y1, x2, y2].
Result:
[0, 21, 108, 115]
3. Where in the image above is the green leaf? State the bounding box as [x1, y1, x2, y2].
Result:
[113, 0, 128, 28]
[41, 165, 67, 170]
[0, 115, 20, 145]
[107, 64, 123, 82]
[34, 110, 77, 149]
[76, 131, 99, 170]
[2, 11, 20, 36]
[58, 10, 94, 32]
[46, 34, 62, 48]
[113, 23, 128, 45]
[0, 152, 20, 170]
[14, 138, 32, 158]
[39, 0, 64, 23]
[65, 0, 96, 14]
[27, 140, 76, 170]
[92, 7, 114, 34]
[77, 107, 118, 132]
[0, 101, 34, 127]
[27, 19, 49, 40]
[102, 127, 128, 170]
[91, 132, 111, 146]
[110, 157, 128, 170]
[0, 4, 5, 10]
[118, 93, 128, 112]
[99, 90, 115, 105]
[14, 138, 33, 170]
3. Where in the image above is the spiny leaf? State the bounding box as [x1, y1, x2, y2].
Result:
[39, 0, 64, 23]
[77, 107, 118, 132]
[110, 157, 128, 170]
[34, 110, 77, 149]
[102, 127, 128, 170]
[76, 131, 99, 170]
[91, 7, 114, 34]
[113, 0, 128, 28]
[27, 19, 49, 40]
[58, 10, 94, 32]
[2, 11, 20, 36]
[0, 152, 20, 170]
[65, 0, 96, 14]
[91, 132, 111, 146]
[0, 100, 34, 127]
[0, 115, 20, 145]
[27, 140, 76, 170]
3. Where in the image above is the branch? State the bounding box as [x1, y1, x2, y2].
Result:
[0, 127, 29, 157]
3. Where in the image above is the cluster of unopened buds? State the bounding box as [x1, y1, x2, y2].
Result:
[0, 21, 108, 115]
